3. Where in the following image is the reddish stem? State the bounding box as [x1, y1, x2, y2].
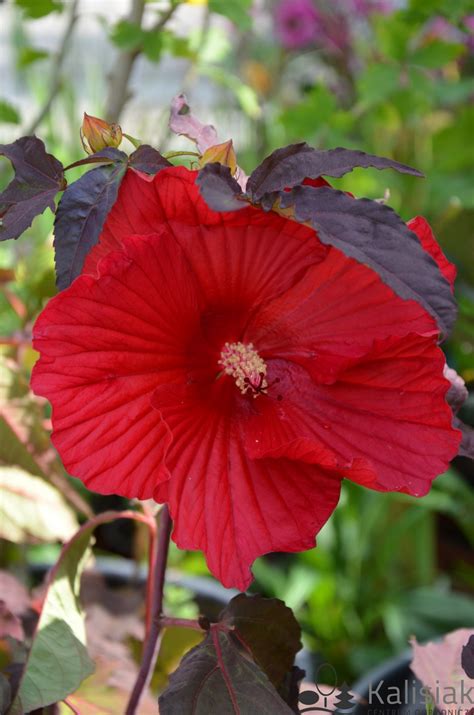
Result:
[125, 506, 172, 715]
[144, 517, 157, 638]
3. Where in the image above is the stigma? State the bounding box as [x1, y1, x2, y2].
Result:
[218, 342, 268, 397]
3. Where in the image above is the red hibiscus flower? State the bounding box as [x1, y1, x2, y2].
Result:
[31, 166, 460, 590]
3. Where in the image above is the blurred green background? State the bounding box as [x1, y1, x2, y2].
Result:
[1, 0, 473, 698]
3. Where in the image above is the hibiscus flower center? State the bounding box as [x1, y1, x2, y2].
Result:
[218, 341, 268, 398]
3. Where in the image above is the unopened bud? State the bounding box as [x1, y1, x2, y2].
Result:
[199, 140, 237, 175]
[80, 113, 123, 154]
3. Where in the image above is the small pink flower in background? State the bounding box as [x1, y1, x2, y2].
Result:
[463, 15, 474, 52]
[350, 0, 396, 16]
[274, 0, 321, 50]
[422, 16, 466, 44]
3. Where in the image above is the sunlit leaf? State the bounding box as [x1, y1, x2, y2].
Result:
[109, 20, 144, 50]
[14, 0, 63, 18]
[0, 101, 20, 126]
[208, 0, 252, 30]
[0, 466, 78, 543]
[12, 510, 153, 712]
[17, 47, 49, 68]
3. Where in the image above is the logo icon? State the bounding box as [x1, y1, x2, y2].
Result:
[298, 663, 356, 713]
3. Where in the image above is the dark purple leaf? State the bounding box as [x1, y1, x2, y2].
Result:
[158, 626, 294, 715]
[196, 163, 246, 212]
[278, 185, 456, 337]
[128, 145, 171, 175]
[247, 143, 423, 201]
[0, 136, 65, 241]
[462, 634, 474, 678]
[53, 149, 127, 290]
[219, 594, 302, 690]
[278, 666, 305, 713]
[454, 417, 474, 460]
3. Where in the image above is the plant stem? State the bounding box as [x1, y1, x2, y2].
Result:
[163, 150, 201, 159]
[26, 0, 80, 134]
[105, 1, 179, 123]
[125, 506, 172, 715]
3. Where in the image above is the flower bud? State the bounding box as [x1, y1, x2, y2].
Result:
[199, 140, 237, 175]
[80, 113, 123, 154]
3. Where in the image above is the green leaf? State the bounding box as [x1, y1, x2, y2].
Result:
[12, 510, 154, 712]
[0, 466, 78, 543]
[0, 101, 20, 126]
[208, 0, 252, 30]
[357, 63, 400, 106]
[142, 30, 163, 62]
[109, 20, 144, 50]
[14, 0, 63, 18]
[410, 40, 464, 69]
[17, 47, 49, 69]
[0, 409, 44, 476]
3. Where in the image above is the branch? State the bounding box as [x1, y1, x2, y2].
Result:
[104, 1, 179, 123]
[25, 0, 80, 134]
[125, 505, 172, 715]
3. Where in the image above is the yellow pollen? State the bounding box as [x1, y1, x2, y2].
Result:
[218, 342, 268, 397]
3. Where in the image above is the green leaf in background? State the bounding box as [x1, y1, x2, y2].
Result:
[14, 0, 63, 19]
[410, 40, 465, 69]
[142, 29, 163, 62]
[11, 525, 95, 712]
[12, 510, 154, 712]
[201, 65, 261, 118]
[0, 101, 20, 126]
[209, 0, 252, 30]
[17, 47, 49, 69]
[280, 85, 337, 141]
[109, 20, 144, 51]
[0, 466, 78, 543]
[357, 63, 400, 106]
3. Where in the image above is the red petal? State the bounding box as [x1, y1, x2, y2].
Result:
[244, 335, 460, 496]
[408, 216, 456, 290]
[152, 381, 341, 591]
[83, 166, 328, 311]
[32, 230, 203, 498]
[247, 247, 438, 383]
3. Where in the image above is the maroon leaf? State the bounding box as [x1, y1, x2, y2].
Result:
[0, 136, 65, 241]
[53, 148, 128, 290]
[247, 143, 423, 201]
[158, 626, 294, 715]
[278, 185, 456, 337]
[462, 634, 474, 678]
[196, 163, 246, 211]
[219, 594, 302, 690]
[128, 145, 172, 175]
